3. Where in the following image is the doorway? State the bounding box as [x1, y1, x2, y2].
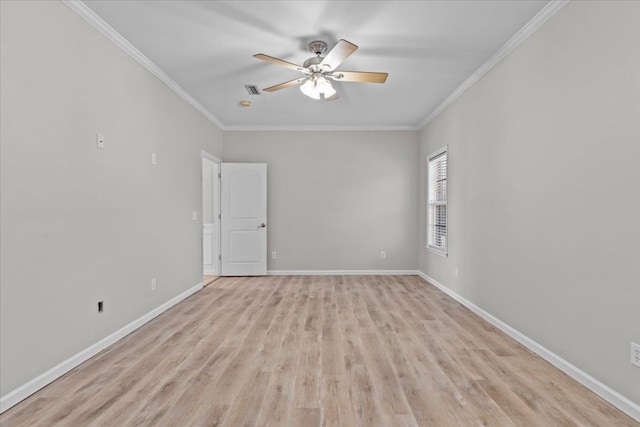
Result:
[202, 152, 221, 286]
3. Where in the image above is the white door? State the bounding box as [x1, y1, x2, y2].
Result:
[221, 163, 267, 276]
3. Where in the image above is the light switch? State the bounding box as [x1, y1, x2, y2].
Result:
[151, 152, 157, 165]
[192, 211, 198, 221]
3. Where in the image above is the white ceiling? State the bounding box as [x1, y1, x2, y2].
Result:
[83, 0, 550, 130]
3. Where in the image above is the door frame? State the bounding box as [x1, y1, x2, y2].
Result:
[201, 151, 221, 279]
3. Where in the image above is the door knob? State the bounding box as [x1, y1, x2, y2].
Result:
[259, 223, 266, 228]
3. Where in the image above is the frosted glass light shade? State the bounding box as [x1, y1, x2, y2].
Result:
[300, 74, 336, 100]
[316, 76, 336, 98]
[300, 78, 320, 99]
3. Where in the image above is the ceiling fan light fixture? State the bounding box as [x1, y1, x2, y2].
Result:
[255, 39, 387, 99]
[316, 76, 336, 98]
[300, 77, 320, 99]
[300, 74, 336, 100]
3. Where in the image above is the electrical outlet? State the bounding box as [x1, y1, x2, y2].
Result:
[96, 133, 104, 149]
[192, 211, 198, 221]
[632, 342, 640, 368]
[151, 278, 157, 291]
[151, 152, 157, 165]
[271, 251, 277, 259]
[380, 251, 386, 259]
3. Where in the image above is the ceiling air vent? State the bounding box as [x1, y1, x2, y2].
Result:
[244, 85, 261, 95]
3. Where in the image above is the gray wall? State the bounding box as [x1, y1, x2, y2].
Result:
[418, 1, 640, 404]
[0, 1, 223, 395]
[224, 131, 418, 271]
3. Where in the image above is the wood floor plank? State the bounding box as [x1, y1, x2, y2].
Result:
[291, 407, 321, 427]
[1, 275, 637, 427]
[290, 277, 322, 413]
[293, 332, 322, 410]
[219, 371, 271, 427]
[318, 277, 355, 427]
[184, 284, 285, 424]
[256, 279, 305, 426]
[366, 277, 476, 425]
[358, 278, 424, 418]
[339, 275, 395, 426]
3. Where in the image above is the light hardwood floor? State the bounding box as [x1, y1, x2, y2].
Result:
[1, 275, 637, 426]
[203, 275, 220, 287]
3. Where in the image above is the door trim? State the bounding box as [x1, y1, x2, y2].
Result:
[201, 151, 221, 278]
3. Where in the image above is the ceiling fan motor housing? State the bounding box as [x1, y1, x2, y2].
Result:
[308, 40, 328, 56]
[302, 56, 324, 70]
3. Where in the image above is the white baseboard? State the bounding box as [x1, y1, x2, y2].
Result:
[267, 270, 419, 276]
[416, 271, 640, 423]
[0, 282, 203, 414]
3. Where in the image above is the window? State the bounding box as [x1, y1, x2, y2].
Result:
[427, 146, 447, 255]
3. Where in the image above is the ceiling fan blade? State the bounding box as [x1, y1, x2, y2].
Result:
[331, 71, 388, 84]
[320, 39, 358, 70]
[253, 54, 306, 72]
[262, 77, 306, 92]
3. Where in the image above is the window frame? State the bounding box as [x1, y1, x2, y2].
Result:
[426, 146, 448, 256]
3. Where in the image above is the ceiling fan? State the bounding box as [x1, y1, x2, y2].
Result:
[254, 39, 388, 100]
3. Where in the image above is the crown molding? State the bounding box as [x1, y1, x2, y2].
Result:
[418, 0, 570, 129]
[62, 0, 225, 130]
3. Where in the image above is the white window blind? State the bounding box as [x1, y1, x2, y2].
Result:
[427, 147, 447, 255]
